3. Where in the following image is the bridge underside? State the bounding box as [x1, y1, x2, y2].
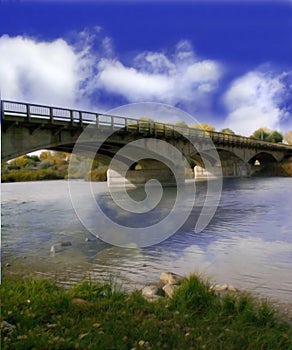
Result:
[2, 117, 291, 187]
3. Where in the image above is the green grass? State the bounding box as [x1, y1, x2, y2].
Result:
[1, 275, 291, 350]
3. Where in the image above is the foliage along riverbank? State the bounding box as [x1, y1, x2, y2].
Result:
[1, 151, 108, 183]
[2, 150, 292, 183]
[1, 274, 291, 350]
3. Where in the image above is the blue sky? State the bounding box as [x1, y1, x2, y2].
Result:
[0, 0, 291, 136]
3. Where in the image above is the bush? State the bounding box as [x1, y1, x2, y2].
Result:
[85, 167, 108, 182]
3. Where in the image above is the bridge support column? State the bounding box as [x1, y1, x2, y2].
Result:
[107, 160, 185, 188]
[220, 160, 250, 177]
[194, 160, 250, 181]
[194, 165, 222, 181]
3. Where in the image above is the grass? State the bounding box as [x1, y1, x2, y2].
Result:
[1, 275, 291, 350]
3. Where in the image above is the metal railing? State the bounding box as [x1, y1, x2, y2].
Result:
[1, 100, 292, 151]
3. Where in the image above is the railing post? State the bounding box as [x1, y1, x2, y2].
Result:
[79, 111, 83, 127]
[111, 116, 114, 129]
[70, 110, 74, 126]
[125, 118, 128, 131]
[26, 104, 31, 122]
[1, 100, 4, 120]
[49, 107, 53, 124]
[96, 114, 99, 128]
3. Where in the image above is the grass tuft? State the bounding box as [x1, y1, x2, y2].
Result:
[1, 275, 291, 350]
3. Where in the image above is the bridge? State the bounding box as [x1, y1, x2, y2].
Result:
[1, 100, 292, 185]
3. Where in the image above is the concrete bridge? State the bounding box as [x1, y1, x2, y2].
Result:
[2, 100, 292, 185]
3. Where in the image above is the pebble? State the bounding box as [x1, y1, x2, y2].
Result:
[72, 298, 94, 307]
[1, 320, 16, 334]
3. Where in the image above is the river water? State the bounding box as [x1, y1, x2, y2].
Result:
[1, 178, 292, 309]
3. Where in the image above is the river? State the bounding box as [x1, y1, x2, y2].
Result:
[1, 178, 292, 311]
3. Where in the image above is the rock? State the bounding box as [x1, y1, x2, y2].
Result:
[5, 263, 11, 267]
[72, 298, 93, 307]
[50, 245, 60, 254]
[1, 320, 16, 334]
[138, 340, 145, 347]
[227, 285, 237, 292]
[211, 284, 228, 292]
[85, 237, 96, 242]
[211, 284, 237, 293]
[59, 241, 72, 247]
[160, 272, 185, 285]
[142, 285, 163, 298]
[146, 295, 164, 302]
[50, 241, 72, 254]
[142, 284, 164, 302]
[163, 283, 178, 298]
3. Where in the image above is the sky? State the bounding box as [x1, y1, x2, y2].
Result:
[0, 0, 291, 136]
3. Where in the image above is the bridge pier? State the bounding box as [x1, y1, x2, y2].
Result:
[194, 159, 250, 181]
[107, 160, 185, 188]
[194, 165, 222, 181]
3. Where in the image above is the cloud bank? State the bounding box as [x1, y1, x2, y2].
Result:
[0, 30, 290, 135]
[223, 70, 290, 136]
[0, 35, 85, 106]
[95, 42, 222, 107]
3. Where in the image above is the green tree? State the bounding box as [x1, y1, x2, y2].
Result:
[251, 127, 283, 143]
[251, 127, 271, 141]
[191, 123, 215, 132]
[220, 128, 235, 135]
[175, 121, 189, 128]
[26, 155, 40, 163]
[39, 151, 51, 161]
[266, 130, 283, 143]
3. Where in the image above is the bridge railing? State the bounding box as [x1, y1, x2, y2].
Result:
[2, 100, 292, 151]
[1, 100, 143, 130]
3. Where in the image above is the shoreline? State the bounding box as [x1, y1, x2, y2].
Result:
[2, 267, 292, 323]
[1, 273, 291, 349]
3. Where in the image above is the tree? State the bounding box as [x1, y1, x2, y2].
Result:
[251, 127, 271, 141]
[284, 130, 292, 145]
[40, 151, 52, 161]
[220, 128, 235, 135]
[175, 121, 189, 128]
[266, 131, 283, 143]
[136, 117, 154, 130]
[251, 127, 283, 143]
[191, 123, 215, 132]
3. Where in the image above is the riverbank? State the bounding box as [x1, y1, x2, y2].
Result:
[1, 274, 291, 350]
[1, 151, 108, 183]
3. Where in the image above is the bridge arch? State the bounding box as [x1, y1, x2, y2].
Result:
[2, 100, 292, 182]
[248, 152, 279, 166]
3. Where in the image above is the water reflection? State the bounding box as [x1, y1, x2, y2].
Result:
[1, 178, 292, 306]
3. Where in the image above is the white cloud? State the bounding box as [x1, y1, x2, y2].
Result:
[0, 35, 86, 107]
[97, 59, 171, 101]
[0, 33, 221, 115]
[1, 31, 289, 135]
[223, 70, 289, 136]
[96, 41, 222, 107]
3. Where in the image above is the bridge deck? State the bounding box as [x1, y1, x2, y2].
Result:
[2, 100, 292, 152]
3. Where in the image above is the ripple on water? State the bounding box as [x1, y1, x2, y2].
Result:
[1, 178, 292, 308]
